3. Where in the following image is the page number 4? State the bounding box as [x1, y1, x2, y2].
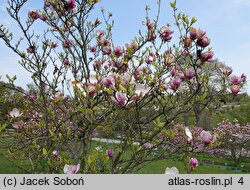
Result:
[238, 177, 244, 185]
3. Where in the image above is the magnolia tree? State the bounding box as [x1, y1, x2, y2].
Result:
[162, 124, 218, 173]
[212, 120, 250, 165]
[0, 0, 247, 173]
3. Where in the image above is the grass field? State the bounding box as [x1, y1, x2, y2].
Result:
[0, 147, 249, 174]
[137, 156, 250, 174]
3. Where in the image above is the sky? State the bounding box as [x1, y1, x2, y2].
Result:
[0, 0, 249, 94]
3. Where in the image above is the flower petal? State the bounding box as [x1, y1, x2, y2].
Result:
[63, 164, 70, 174]
[185, 127, 193, 141]
[165, 167, 179, 174]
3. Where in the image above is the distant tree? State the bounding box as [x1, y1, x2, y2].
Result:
[189, 59, 246, 128]
[214, 120, 250, 165]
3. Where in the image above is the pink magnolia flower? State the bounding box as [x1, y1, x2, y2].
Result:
[111, 92, 127, 107]
[189, 158, 198, 169]
[93, 61, 100, 71]
[170, 68, 178, 77]
[28, 10, 39, 20]
[37, 13, 46, 21]
[180, 73, 186, 82]
[131, 94, 141, 102]
[96, 30, 105, 38]
[160, 26, 174, 42]
[200, 51, 214, 62]
[63, 164, 80, 174]
[116, 92, 127, 107]
[129, 41, 138, 51]
[145, 51, 156, 64]
[102, 46, 112, 55]
[9, 108, 22, 118]
[86, 83, 96, 97]
[146, 18, 155, 30]
[197, 34, 210, 47]
[52, 150, 60, 158]
[28, 11, 46, 21]
[102, 39, 110, 46]
[147, 33, 157, 42]
[114, 46, 123, 57]
[200, 130, 214, 145]
[125, 42, 138, 55]
[62, 39, 72, 48]
[185, 68, 196, 80]
[103, 63, 109, 70]
[107, 149, 115, 158]
[240, 74, 247, 83]
[51, 42, 58, 48]
[103, 75, 116, 88]
[190, 27, 198, 40]
[170, 78, 181, 91]
[164, 51, 175, 66]
[165, 167, 179, 174]
[190, 27, 205, 39]
[63, 59, 71, 66]
[113, 60, 122, 69]
[231, 75, 241, 85]
[197, 29, 206, 39]
[230, 85, 240, 95]
[183, 37, 191, 48]
[67, 0, 76, 10]
[133, 68, 142, 81]
[90, 46, 97, 53]
[221, 67, 233, 76]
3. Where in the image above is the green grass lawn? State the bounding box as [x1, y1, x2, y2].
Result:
[137, 160, 237, 174]
[0, 147, 249, 174]
[1, 138, 250, 174]
[137, 158, 250, 174]
[0, 154, 23, 174]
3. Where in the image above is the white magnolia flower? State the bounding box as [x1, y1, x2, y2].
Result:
[185, 127, 193, 141]
[63, 164, 80, 174]
[135, 83, 150, 97]
[165, 167, 179, 174]
[95, 146, 103, 152]
[9, 108, 22, 118]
